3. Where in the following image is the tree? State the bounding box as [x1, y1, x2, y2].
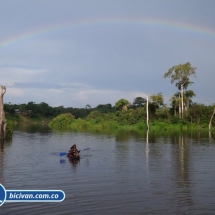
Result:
[85, 104, 91, 109]
[170, 90, 196, 117]
[26, 101, 38, 116]
[170, 93, 180, 117]
[164, 62, 196, 118]
[184, 90, 196, 111]
[38, 102, 50, 116]
[148, 93, 164, 119]
[133, 97, 146, 107]
[209, 108, 215, 131]
[115, 99, 130, 111]
[188, 103, 202, 126]
[85, 104, 91, 116]
[96, 103, 113, 113]
[149, 92, 164, 108]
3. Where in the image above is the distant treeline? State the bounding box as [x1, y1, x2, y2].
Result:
[4, 102, 114, 119]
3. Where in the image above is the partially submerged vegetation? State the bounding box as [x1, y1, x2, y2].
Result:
[48, 109, 215, 133]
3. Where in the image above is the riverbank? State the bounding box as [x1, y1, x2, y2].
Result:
[6, 113, 53, 125]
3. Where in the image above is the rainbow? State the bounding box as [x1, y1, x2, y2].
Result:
[0, 16, 215, 49]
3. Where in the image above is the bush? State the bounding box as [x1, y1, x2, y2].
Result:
[49, 113, 75, 128]
[6, 120, 13, 139]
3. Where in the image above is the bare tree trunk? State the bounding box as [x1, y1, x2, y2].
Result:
[0, 86, 6, 139]
[146, 96, 149, 130]
[181, 84, 184, 118]
[184, 106, 187, 117]
[209, 108, 215, 131]
[179, 105, 181, 118]
[122, 105, 128, 112]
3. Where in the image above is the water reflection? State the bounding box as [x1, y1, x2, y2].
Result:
[209, 130, 214, 143]
[1, 126, 215, 214]
[60, 159, 66, 164]
[59, 156, 80, 168]
[115, 130, 145, 142]
[69, 158, 80, 167]
[173, 135, 193, 207]
[14, 124, 52, 134]
[146, 129, 149, 173]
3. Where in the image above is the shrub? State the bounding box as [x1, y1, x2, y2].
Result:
[6, 120, 13, 139]
[49, 113, 75, 128]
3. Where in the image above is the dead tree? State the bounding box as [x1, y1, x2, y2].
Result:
[209, 108, 215, 131]
[0, 86, 6, 139]
[146, 96, 149, 130]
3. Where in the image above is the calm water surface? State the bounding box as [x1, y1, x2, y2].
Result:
[0, 126, 215, 214]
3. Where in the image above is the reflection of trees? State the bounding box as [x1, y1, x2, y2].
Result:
[15, 124, 52, 134]
[146, 129, 149, 173]
[209, 130, 215, 143]
[115, 130, 145, 143]
[69, 158, 80, 170]
[172, 134, 193, 206]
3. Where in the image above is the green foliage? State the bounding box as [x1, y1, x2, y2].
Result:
[38, 102, 51, 116]
[115, 98, 130, 111]
[49, 113, 75, 128]
[96, 103, 113, 113]
[86, 110, 102, 121]
[149, 92, 164, 107]
[155, 106, 171, 120]
[47, 103, 215, 133]
[73, 118, 87, 129]
[133, 97, 146, 107]
[136, 121, 147, 130]
[6, 120, 13, 139]
[164, 62, 196, 88]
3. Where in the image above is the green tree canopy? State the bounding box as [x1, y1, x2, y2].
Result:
[149, 92, 164, 108]
[49, 113, 75, 128]
[38, 102, 50, 116]
[163, 62, 196, 88]
[133, 97, 146, 107]
[115, 99, 130, 111]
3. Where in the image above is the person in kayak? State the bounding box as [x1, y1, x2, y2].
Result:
[67, 144, 80, 159]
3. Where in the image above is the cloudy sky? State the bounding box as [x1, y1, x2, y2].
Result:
[0, 0, 215, 108]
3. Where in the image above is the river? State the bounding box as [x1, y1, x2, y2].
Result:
[0, 126, 215, 214]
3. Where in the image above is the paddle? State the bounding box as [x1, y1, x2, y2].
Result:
[59, 152, 67, 156]
[59, 148, 90, 156]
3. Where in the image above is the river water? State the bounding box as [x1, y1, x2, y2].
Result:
[0, 126, 215, 214]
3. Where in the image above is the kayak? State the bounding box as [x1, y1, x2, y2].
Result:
[67, 153, 80, 160]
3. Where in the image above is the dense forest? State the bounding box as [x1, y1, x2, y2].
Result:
[4, 96, 215, 131]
